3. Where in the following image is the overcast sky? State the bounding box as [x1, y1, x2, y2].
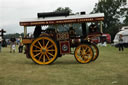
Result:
[0, 0, 99, 34]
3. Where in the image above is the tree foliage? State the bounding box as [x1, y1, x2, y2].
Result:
[4, 33, 24, 39]
[91, 0, 127, 41]
[54, 7, 72, 13]
[123, 9, 128, 25]
[48, 7, 72, 31]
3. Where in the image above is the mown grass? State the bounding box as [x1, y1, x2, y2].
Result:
[0, 45, 128, 85]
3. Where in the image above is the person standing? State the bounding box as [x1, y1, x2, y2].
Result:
[10, 36, 16, 53]
[0, 36, 3, 52]
[18, 36, 23, 53]
[33, 25, 42, 38]
[118, 34, 124, 51]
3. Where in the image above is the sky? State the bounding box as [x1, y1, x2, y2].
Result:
[0, 0, 99, 34]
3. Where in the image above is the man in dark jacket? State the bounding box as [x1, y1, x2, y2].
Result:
[118, 34, 124, 51]
[33, 25, 42, 38]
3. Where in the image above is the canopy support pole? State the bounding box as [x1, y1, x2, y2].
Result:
[24, 26, 27, 37]
[100, 21, 103, 33]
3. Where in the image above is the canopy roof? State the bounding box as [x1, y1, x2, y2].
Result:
[20, 13, 104, 26]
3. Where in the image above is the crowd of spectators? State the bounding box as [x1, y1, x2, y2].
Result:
[0, 36, 24, 53]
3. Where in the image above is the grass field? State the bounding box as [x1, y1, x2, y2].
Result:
[0, 45, 128, 85]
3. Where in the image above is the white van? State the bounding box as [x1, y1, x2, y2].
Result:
[120, 26, 128, 31]
[113, 26, 128, 47]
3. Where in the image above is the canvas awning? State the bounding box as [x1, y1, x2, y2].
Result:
[20, 13, 104, 26]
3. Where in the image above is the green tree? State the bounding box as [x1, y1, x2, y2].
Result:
[123, 15, 128, 25]
[54, 7, 72, 13]
[91, 0, 127, 41]
[47, 7, 72, 31]
[122, 8, 128, 25]
[4, 33, 24, 39]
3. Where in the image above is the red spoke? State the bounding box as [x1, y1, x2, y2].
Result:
[45, 53, 50, 61]
[38, 41, 43, 48]
[34, 53, 41, 57]
[33, 50, 40, 52]
[48, 52, 54, 57]
[33, 45, 41, 49]
[47, 44, 53, 49]
[43, 55, 45, 63]
[85, 48, 89, 52]
[43, 39, 45, 46]
[47, 49, 55, 51]
[86, 52, 90, 54]
[81, 55, 85, 60]
[45, 41, 50, 48]
[39, 53, 43, 61]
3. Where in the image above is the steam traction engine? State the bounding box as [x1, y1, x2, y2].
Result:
[19, 12, 104, 65]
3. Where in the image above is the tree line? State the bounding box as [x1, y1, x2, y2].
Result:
[4, 33, 24, 39]
[91, 0, 128, 40]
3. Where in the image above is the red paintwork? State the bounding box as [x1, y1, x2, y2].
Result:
[91, 33, 111, 44]
[59, 41, 70, 54]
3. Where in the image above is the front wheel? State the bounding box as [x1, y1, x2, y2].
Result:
[74, 44, 94, 64]
[30, 37, 58, 65]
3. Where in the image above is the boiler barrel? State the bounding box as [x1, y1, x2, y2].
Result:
[37, 11, 70, 18]
[70, 37, 88, 47]
[70, 38, 82, 46]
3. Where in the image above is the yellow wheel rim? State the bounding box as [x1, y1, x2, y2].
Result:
[91, 43, 99, 61]
[30, 37, 58, 65]
[74, 44, 93, 63]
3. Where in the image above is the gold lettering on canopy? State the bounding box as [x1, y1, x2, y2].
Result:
[20, 17, 104, 26]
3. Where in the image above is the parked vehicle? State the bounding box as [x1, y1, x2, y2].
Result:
[113, 26, 128, 48]
[19, 11, 104, 65]
[91, 33, 111, 44]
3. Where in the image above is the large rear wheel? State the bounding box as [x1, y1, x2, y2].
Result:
[30, 37, 58, 65]
[91, 43, 99, 61]
[74, 44, 94, 64]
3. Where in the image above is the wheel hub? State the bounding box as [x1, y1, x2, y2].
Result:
[82, 50, 86, 55]
[42, 48, 46, 53]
